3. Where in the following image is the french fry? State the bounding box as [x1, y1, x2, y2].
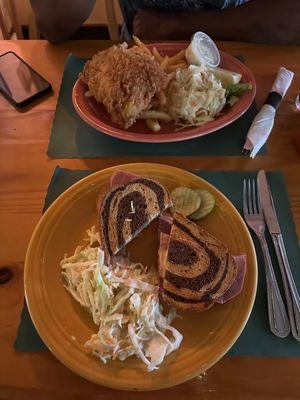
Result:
[165, 62, 187, 73]
[132, 35, 143, 46]
[157, 90, 167, 105]
[160, 56, 169, 71]
[140, 110, 171, 121]
[152, 47, 164, 63]
[132, 35, 152, 56]
[168, 49, 186, 64]
[146, 119, 161, 132]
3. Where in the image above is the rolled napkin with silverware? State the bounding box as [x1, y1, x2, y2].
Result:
[242, 67, 294, 158]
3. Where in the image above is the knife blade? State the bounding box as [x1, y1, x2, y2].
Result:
[257, 169, 300, 341]
[257, 170, 280, 233]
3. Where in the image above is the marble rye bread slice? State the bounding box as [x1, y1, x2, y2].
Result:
[158, 231, 213, 312]
[159, 212, 238, 312]
[98, 176, 172, 259]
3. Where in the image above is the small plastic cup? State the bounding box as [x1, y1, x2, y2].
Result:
[185, 32, 220, 68]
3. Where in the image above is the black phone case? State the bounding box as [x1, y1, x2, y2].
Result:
[0, 51, 52, 107]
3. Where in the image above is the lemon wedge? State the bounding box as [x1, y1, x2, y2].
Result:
[208, 67, 242, 86]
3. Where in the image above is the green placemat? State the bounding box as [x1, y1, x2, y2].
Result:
[15, 167, 300, 356]
[47, 55, 261, 158]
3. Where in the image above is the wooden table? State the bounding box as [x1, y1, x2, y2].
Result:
[0, 40, 299, 400]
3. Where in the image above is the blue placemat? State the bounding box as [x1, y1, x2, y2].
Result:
[47, 55, 262, 158]
[15, 167, 300, 356]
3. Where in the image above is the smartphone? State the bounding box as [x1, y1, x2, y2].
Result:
[0, 51, 52, 107]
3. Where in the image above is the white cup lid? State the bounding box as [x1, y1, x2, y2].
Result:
[191, 32, 220, 68]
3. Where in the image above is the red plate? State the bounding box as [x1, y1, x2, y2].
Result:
[72, 42, 256, 143]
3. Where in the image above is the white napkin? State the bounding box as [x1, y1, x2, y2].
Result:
[244, 67, 294, 158]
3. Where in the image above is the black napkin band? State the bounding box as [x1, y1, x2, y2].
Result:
[265, 91, 282, 110]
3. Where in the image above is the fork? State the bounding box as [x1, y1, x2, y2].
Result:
[242, 138, 252, 156]
[241, 148, 251, 156]
[243, 178, 290, 338]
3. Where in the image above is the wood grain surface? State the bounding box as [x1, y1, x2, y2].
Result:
[0, 40, 299, 400]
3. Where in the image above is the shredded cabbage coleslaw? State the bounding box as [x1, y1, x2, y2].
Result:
[162, 65, 226, 129]
[61, 226, 183, 371]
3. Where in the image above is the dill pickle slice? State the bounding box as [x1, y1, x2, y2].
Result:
[189, 189, 216, 220]
[170, 187, 201, 216]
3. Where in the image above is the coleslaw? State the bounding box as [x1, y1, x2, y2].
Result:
[163, 65, 226, 129]
[61, 226, 183, 371]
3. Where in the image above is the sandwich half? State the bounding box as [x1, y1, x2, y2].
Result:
[98, 172, 172, 259]
[158, 212, 239, 311]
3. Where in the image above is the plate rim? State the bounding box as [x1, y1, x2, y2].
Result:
[24, 163, 257, 391]
[72, 42, 257, 143]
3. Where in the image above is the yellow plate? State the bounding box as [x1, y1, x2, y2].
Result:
[25, 163, 257, 391]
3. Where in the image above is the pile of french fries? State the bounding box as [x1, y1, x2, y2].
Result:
[133, 36, 188, 132]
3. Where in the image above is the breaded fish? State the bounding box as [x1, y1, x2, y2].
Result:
[81, 44, 169, 128]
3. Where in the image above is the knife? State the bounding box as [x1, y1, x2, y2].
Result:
[258, 170, 300, 341]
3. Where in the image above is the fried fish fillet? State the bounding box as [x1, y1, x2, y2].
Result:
[80, 44, 169, 128]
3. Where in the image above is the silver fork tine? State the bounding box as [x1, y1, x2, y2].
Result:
[247, 179, 253, 214]
[252, 179, 258, 214]
[243, 179, 248, 216]
[241, 148, 251, 156]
